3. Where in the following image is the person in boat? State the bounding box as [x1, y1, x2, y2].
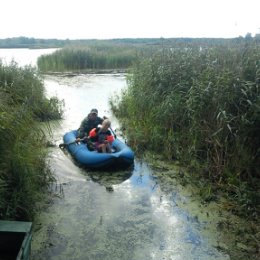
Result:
[88, 119, 114, 153]
[76, 108, 105, 140]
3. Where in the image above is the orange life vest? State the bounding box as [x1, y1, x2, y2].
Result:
[89, 128, 114, 143]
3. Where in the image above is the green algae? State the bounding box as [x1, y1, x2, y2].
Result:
[144, 154, 260, 260]
[31, 161, 232, 260]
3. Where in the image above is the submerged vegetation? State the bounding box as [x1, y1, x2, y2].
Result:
[0, 61, 64, 220]
[110, 40, 260, 219]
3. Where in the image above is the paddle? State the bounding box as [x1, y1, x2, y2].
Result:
[59, 138, 85, 149]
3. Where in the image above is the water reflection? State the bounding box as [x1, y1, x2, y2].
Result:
[33, 159, 228, 260]
[84, 170, 133, 192]
[115, 162, 229, 260]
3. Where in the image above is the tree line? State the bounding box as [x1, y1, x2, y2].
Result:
[1, 35, 259, 49]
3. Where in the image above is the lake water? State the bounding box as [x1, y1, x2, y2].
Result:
[0, 49, 230, 260]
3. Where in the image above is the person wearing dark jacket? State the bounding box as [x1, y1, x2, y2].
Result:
[77, 108, 104, 139]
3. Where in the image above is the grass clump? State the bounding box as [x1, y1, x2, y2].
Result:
[0, 61, 64, 220]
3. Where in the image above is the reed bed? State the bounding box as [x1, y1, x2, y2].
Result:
[0, 61, 64, 220]
[37, 43, 139, 72]
[110, 40, 260, 217]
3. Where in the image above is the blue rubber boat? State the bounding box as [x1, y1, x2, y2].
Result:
[62, 130, 134, 169]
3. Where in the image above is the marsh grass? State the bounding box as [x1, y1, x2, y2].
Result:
[0, 61, 64, 220]
[37, 43, 139, 72]
[110, 40, 260, 218]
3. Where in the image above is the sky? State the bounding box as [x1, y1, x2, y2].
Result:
[1, 0, 260, 40]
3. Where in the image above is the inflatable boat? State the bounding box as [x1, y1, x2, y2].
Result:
[61, 130, 134, 169]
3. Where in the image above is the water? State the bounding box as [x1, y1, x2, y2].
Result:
[0, 49, 230, 260]
[0, 48, 58, 67]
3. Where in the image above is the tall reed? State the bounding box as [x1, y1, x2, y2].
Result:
[37, 44, 139, 72]
[0, 61, 63, 220]
[110, 40, 260, 216]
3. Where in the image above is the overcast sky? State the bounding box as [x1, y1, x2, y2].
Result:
[1, 0, 259, 39]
